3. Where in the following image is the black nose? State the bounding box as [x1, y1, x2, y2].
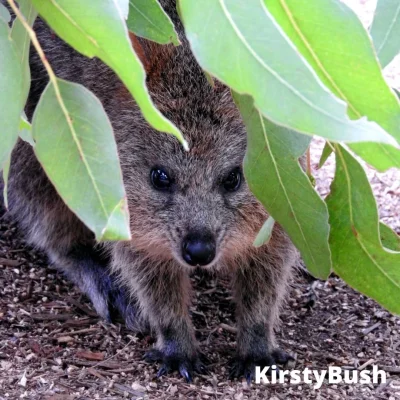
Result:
[182, 232, 216, 266]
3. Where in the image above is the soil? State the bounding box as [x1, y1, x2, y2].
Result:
[1, 0, 400, 399]
[1, 205, 400, 400]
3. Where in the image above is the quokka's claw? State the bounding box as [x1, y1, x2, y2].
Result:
[144, 346, 206, 381]
[229, 349, 292, 383]
[271, 349, 295, 365]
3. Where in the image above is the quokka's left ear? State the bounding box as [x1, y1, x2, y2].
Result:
[129, 32, 176, 82]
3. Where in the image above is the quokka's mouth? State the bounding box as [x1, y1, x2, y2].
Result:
[175, 246, 221, 270]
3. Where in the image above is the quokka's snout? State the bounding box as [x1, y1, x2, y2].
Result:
[181, 230, 216, 267]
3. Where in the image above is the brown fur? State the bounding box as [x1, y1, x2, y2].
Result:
[5, 0, 298, 381]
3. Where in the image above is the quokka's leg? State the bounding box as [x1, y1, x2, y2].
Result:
[112, 245, 206, 382]
[52, 245, 141, 329]
[230, 229, 297, 382]
[7, 141, 139, 328]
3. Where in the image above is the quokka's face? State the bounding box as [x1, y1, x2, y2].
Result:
[118, 92, 268, 270]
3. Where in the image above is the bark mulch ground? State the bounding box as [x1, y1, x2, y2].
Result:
[0, 203, 399, 399]
[1, 135, 400, 399]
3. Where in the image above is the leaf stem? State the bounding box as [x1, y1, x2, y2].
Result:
[6, 0, 69, 125]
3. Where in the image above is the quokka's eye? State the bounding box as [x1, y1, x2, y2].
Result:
[150, 168, 172, 191]
[223, 167, 242, 192]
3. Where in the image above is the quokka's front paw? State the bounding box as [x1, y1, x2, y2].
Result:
[229, 349, 294, 383]
[144, 346, 208, 382]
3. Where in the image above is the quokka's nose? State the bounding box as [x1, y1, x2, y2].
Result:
[182, 233, 216, 266]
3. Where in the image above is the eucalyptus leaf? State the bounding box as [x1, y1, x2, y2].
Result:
[179, 0, 397, 148]
[380, 222, 400, 251]
[326, 145, 400, 314]
[10, 0, 37, 107]
[2, 116, 34, 208]
[0, 17, 22, 168]
[32, 79, 131, 241]
[318, 142, 334, 169]
[127, 0, 180, 45]
[31, 0, 187, 148]
[116, 0, 129, 19]
[0, 3, 10, 23]
[235, 93, 331, 279]
[253, 217, 275, 248]
[370, 0, 400, 68]
[264, 0, 400, 171]
[2, 155, 10, 209]
[19, 116, 34, 145]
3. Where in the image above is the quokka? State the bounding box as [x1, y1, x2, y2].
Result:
[5, 0, 298, 382]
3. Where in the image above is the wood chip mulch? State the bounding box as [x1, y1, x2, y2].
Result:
[0, 178, 399, 399]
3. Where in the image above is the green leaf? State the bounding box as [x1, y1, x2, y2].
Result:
[116, 0, 129, 19]
[380, 222, 400, 251]
[2, 155, 11, 209]
[349, 140, 400, 171]
[265, 0, 400, 172]
[370, 0, 400, 68]
[326, 145, 400, 315]
[32, 78, 131, 241]
[31, 0, 187, 149]
[0, 3, 11, 23]
[179, 0, 397, 148]
[253, 217, 275, 248]
[3, 116, 33, 209]
[318, 142, 334, 169]
[204, 70, 215, 87]
[0, 17, 22, 167]
[10, 0, 37, 106]
[19, 115, 34, 145]
[127, 0, 180, 45]
[235, 93, 331, 279]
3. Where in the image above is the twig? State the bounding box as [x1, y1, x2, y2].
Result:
[87, 368, 106, 380]
[358, 359, 375, 370]
[65, 359, 126, 370]
[381, 365, 400, 374]
[66, 297, 98, 317]
[57, 336, 75, 344]
[76, 350, 105, 361]
[219, 323, 237, 334]
[91, 338, 134, 369]
[54, 327, 99, 338]
[202, 287, 217, 295]
[343, 315, 358, 324]
[64, 318, 99, 328]
[31, 313, 72, 321]
[105, 366, 138, 374]
[110, 383, 145, 397]
[362, 322, 381, 335]
[0, 257, 22, 267]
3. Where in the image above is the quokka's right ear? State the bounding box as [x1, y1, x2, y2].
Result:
[129, 32, 176, 82]
[129, 32, 150, 73]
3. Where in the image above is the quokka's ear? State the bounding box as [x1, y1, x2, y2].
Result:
[129, 32, 150, 73]
[129, 32, 175, 81]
